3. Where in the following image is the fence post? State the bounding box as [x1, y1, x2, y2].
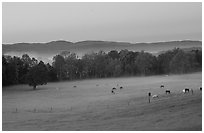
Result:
[148, 92, 151, 103]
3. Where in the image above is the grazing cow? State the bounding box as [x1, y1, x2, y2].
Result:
[120, 86, 123, 89]
[111, 87, 116, 94]
[183, 88, 190, 93]
[73, 86, 77, 88]
[152, 95, 159, 98]
[200, 87, 202, 91]
[166, 90, 171, 94]
[111, 90, 115, 94]
[160, 85, 164, 88]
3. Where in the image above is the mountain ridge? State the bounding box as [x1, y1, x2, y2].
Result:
[2, 40, 202, 63]
[3, 40, 201, 52]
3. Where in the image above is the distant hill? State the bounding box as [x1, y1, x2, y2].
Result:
[2, 40, 202, 63]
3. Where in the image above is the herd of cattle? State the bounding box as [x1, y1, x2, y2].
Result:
[162, 85, 202, 94]
[150, 85, 202, 99]
[72, 84, 201, 98]
[111, 84, 123, 94]
[111, 84, 202, 99]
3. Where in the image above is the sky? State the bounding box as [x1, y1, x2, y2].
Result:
[2, 2, 202, 44]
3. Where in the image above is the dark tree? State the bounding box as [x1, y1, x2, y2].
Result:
[46, 63, 58, 82]
[19, 54, 34, 83]
[157, 48, 181, 74]
[75, 59, 84, 79]
[119, 49, 129, 74]
[94, 51, 108, 78]
[52, 55, 66, 80]
[194, 49, 202, 68]
[135, 51, 157, 75]
[108, 50, 119, 60]
[64, 52, 78, 80]
[2, 55, 8, 86]
[21, 54, 32, 68]
[5, 56, 19, 85]
[81, 53, 97, 78]
[169, 50, 192, 73]
[105, 58, 121, 77]
[2, 47, 202, 87]
[27, 61, 48, 90]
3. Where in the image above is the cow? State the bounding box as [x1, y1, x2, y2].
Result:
[111, 90, 115, 94]
[183, 88, 190, 93]
[111, 87, 116, 94]
[166, 90, 171, 94]
[112, 87, 116, 91]
[152, 95, 159, 98]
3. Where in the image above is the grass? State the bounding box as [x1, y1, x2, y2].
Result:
[2, 72, 202, 131]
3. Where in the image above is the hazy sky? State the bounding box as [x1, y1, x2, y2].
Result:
[2, 2, 202, 44]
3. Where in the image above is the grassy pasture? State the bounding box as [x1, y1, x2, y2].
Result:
[2, 72, 202, 130]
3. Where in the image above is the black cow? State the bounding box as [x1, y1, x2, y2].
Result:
[166, 90, 171, 94]
[111, 87, 116, 94]
[111, 90, 115, 94]
[160, 85, 164, 88]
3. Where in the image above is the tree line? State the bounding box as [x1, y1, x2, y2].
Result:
[2, 48, 202, 89]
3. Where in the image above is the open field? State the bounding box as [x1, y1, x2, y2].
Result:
[2, 72, 202, 131]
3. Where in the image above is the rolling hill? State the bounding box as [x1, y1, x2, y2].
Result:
[2, 40, 202, 63]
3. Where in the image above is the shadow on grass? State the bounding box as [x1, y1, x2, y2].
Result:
[2, 85, 49, 93]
